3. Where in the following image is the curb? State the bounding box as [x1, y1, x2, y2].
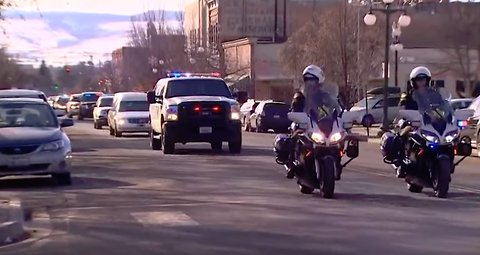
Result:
[0, 199, 26, 246]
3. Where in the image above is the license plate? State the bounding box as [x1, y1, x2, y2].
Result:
[199, 127, 212, 134]
[274, 115, 280, 119]
[8, 157, 30, 167]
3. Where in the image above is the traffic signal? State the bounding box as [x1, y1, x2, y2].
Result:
[52, 84, 60, 91]
[64, 66, 71, 73]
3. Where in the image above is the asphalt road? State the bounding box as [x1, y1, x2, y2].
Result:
[1, 120, 480, 255]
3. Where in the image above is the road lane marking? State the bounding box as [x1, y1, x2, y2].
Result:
[131, 211, 199, 227]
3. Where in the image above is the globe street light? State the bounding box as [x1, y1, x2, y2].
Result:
[364, 1, 411, 132]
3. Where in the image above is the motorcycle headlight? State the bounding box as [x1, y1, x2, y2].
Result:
[445, 130, 459, 143]
[41, 140, 65, 151]
[330, 132, 343, 142]
[311, 132, 325, 143]
[118, 119, 127, 125]
[230, 104, 241, 120]
[420, 130, 439, 144]
[166, 105, 178, 121]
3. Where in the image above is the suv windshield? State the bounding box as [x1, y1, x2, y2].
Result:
[99, 98, 113, 107]
[0, 103, 57, 128]
[118, 101, 149, 112]
[81, 93, 101, 102]
[165, 79, 232, 99]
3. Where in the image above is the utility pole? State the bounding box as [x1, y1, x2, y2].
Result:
[274, 0, 278, 43]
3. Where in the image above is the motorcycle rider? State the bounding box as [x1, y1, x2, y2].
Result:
[286, 64, 341, 179]
[396, 66, 433, 178]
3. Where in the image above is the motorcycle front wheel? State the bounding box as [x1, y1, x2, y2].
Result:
[315, 155, 335, 199]
[433, 157, 451, 198]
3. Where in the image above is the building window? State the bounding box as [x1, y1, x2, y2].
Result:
[434, 80, 445, 88]
[456, 80, 465, 93]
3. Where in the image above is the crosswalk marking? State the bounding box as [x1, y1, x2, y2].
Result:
[131, 211, 199, 227]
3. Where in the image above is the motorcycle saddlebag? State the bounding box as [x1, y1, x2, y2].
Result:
[273, 134, 294, 164]
[380, 132, 402, 163]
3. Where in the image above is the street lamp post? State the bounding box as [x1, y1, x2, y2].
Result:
[391, 21, 404, 87]
[364, 0, 411, 132]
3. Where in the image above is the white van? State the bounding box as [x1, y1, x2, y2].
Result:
[107, 92, 150, 137]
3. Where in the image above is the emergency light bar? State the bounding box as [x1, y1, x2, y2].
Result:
[166, 72, 221, 78]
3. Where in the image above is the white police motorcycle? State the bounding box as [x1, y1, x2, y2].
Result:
[381, 90, 472, 198]
[274, 101, 360, 199]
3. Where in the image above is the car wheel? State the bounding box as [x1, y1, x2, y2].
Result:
[476, 131, 480, 156]
[228, 132, 242, 154]
[211, 141, 223, 152]
[114, 125, 123, 137]
[94, 120, 101, 129]
[362, 114, 374, 128]
[256, 120, 264, 133]
[150, 129, 162, 151]
[162, 124, 175, 154]
[109, 125, 114, 136]
[52, 172, 72, 186]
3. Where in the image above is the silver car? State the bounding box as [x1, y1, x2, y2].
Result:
[0, 98, 74, 184]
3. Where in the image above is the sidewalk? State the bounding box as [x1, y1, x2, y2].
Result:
[0, 199, 27, 246]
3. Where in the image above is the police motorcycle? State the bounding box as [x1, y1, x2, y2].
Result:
[273, 100, 360, 199]
[381, 90, 472, 198]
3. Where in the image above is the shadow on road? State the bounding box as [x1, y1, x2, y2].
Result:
[335, 192, 480, 209]
[0, 176, 134, 191]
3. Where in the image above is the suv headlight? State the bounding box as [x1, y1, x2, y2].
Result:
[41, 140, 65, 151]
[230, 104, 241, 120]
[166, 105, 178, 121]
[445, 130, 459, 143]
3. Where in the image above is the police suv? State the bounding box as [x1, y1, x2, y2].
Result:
[147, 72, 242, 154]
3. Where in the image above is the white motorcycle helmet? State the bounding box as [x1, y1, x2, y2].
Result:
[409, 66, 432, 89]
[302, 64, 326, 84]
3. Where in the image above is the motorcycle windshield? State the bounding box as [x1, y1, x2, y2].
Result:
[414, 89, 454, 135]
[309, 91, 340, 137]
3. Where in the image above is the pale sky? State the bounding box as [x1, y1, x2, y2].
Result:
[2, 0, 189, 67]
[13, 0, 186, 15]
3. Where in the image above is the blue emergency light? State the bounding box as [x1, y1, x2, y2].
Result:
[166, 72, 221, 78]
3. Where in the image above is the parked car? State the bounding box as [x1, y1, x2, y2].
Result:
[240, 99, 260, 131]
[93, 95, 114, 129]
[0, 98, 74, 185]
[249, 101, 290, 133]
[349, 96, 401, 127]
[456, 96, 480, 152]
[108, 92, 150, 137]
[450, 98, 473, 111]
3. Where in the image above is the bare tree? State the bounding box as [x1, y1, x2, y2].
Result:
[436, 2, 480, 97]
[126, 9, 189, 90]
[280, 0, 383, 105]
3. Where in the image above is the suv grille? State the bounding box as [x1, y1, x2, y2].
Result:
[178, 101, 229, 124]
[0, 145, 39, 155]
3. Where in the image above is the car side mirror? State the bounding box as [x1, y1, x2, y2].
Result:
[59, 118, 74, 127]
[147, 91, 156, 104]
